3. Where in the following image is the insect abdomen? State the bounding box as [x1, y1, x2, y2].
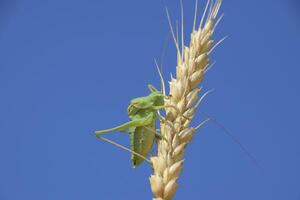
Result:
[130, 122, 156, 167]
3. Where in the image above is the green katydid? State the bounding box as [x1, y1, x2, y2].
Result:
[95, 84, 171, 167]
[95, 82, 260, 169]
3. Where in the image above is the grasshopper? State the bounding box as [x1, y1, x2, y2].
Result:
[95, 84, 169, 167]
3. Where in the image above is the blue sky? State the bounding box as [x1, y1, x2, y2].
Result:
[0, 0, 300, 199]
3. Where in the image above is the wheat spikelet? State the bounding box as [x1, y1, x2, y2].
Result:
[150, 0, 223, 199]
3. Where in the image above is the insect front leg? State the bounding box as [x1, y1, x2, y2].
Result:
[153, 105, 192, 121]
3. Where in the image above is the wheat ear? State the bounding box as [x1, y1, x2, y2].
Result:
[149, 0, 223, 199]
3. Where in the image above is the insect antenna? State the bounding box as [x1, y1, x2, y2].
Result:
[200, 112, 263, 170]
[193, 89, 262, 170]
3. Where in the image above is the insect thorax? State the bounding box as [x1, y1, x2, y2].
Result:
[149, 92, 165, 107]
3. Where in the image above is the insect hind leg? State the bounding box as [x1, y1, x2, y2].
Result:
[95, 116, 152, 135]
[96, 136, 152, 166]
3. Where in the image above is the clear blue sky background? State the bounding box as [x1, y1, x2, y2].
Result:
[0, 0, 299, 199]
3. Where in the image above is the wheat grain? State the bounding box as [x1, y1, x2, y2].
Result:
[150, 0, 223, 199]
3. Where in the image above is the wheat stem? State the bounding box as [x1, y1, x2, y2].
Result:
[149, 0, 223, 199]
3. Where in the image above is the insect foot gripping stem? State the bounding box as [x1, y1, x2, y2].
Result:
[156, 104, 192, 121]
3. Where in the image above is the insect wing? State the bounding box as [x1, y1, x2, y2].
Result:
[130, 121, 156, 167]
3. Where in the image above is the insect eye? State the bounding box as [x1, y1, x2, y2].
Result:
[132, 103, 141, 108]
